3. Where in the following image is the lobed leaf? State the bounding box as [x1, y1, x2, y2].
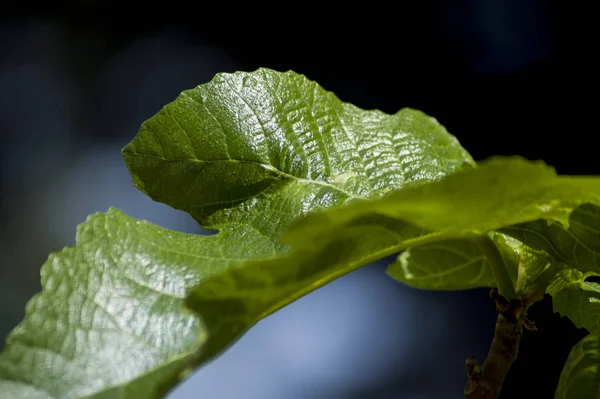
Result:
[7, 67, 600, 399]
[0, 209, 235, 398]
[1, 69, 474, 398]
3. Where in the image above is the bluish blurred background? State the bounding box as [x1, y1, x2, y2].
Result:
[0, 1, 596, 398]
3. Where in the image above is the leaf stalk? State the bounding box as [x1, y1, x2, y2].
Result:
[474, 235, 517, 300]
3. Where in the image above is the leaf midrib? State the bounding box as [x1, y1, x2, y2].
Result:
[126, 151, 369, 201]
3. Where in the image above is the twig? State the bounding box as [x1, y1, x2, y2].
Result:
[473, 235, 517, 300]
[464, 289, 527, 399]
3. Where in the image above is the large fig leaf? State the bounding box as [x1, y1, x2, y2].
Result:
[0, 69, 474, 398]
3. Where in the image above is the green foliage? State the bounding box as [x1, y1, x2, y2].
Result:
[185, 157, 600, 338]
[0, 69, 473, 398]
[279, 157, 600, 243]
[502, 203, 600, 274]
[555, 334, 600, 399]
[0, 210, 213, 399]
[387, 233, 523, 291]
[389, 239, 498, 290]
[548, 268, 600, 335]
[2, 68, 600, 398]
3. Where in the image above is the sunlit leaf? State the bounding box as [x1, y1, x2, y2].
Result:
[0, 210, 215, 398]
[0, 68, 473, 398]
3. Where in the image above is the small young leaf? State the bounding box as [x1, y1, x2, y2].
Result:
[547, 268, 600, 335]
[504, 204, 600, 331]
[555, 334, 600, 399]
[387, 239, 496, 290]
[387, 234, 526, 291]
[502, 203, 600, 275]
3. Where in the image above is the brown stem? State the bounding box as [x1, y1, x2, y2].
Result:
[464, 290, 525, 399]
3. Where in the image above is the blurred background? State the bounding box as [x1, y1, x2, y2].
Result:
[0, 1, 596, 398]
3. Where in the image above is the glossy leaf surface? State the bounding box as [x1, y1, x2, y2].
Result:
[0, 69, 473, 398]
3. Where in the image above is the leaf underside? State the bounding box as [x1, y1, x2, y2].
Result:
[187, 158, 600, 345]
[388, 239, 497, 291]
[387, 233, 524, 292]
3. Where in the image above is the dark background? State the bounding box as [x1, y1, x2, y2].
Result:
[0, 1, 596, 398]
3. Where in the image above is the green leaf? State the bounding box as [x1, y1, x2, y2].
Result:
[0, 209, 229, 398]
[2, 69, 475, 398]
[501, 204, 600, 331]
[186, 217, 438, 337]
[122, 68, 474, 233]
[283, 157, 600, 248]
[505, 235, 561, 304]
[278, 158, 600, 298]
[387, 233, 528, 291]
[502, 203, 600, 274]
[555, 334, 600, 399]
[547, 268, 600, 335]
[187, 157, 600, 333]
[387, 239, 496, 290]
